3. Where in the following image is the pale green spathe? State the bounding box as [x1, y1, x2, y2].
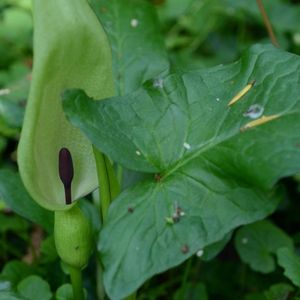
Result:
[18, 0, 115, 210]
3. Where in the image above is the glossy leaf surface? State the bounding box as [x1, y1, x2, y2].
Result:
[63, 44, 300, 298]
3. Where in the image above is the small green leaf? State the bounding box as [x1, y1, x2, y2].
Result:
[264, 283, 294, 300]
[245, 283, 294, 300]
[277, 247, 300, 287]
[17, 275, 52, 300]
[0, 169, 53, 232]
[0, 261, 34, 287]
[55, 284, 73, 300]
[91, 0, 169, 95]
[62, 44, 300, 298]
[235, 220, 293, 273]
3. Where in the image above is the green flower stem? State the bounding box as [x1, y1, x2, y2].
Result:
[68, 264, 85, 300]
[93, 147, 120, 221]
[93, 147, 111, 222]
[96, 260, 105, 300]
[93, 147, 123, 299]
[180, 257, 192, 297]
[256, 0, 279, 47]
[117, 164, 123, 188]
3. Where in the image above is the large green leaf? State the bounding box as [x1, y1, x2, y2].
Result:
[91, 0, 169, 95]
[63, 44, 300, 298]
[91, 0, 170, 189]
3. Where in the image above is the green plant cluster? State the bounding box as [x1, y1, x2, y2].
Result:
[1, 0, 300, 300]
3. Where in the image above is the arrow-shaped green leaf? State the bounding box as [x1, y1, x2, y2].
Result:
[63, 44, 300, 299]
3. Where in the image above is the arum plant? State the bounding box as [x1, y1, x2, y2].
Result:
[55, 148, 92, 300]
[18, 0, 115, 211]
[17, 0, 115, 299]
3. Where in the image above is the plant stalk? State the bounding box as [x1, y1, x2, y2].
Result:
[96, 260, 106, 300]
[69, 265, 85, 300]
[93, 147, 123, 300]
[179, 257, 192, 298]
[256, 0, 280, 47]
[93, 147, 112, 222]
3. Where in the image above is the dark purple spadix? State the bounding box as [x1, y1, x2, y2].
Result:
[58, 148, 74, 205]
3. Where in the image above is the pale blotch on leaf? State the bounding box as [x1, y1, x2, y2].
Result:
[135, 150, 141, 156]
[241, 237, 248, 244]
[0, 88, 10, 96]
[293, 32, 300, 45]
[130, 18, 139, 28]
[243, 104, 264, 119]
[183, 142, 191, 150]
[196, 249, 204, 257]
[216, 97, 220, 102]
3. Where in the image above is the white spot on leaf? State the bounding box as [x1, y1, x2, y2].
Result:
[183, 142, 191, 150]
[153, 78, 164, 89]
[135, 150, 141, 156]
[130, 19, 139, 28]
[293, 33, 300, 45]
[0, 88, 10, 96]
[196, 249, 204, 257]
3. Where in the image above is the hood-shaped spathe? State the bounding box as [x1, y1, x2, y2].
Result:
[18, 0, 115, 210]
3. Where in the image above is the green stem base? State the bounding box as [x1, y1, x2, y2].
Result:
[69, 265, 85, 300]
